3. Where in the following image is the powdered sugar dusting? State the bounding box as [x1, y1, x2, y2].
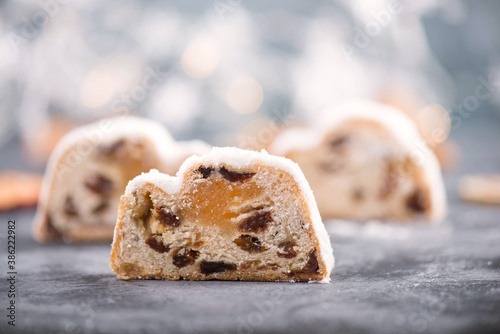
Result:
[270, 100, 420, 156]
[126, 169, 181, 195]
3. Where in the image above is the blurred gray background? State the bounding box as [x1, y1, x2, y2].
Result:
[0, 0, 499, 172]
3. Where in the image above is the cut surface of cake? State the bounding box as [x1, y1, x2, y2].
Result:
[110, 147, 334, 282]
[33, 116, 210, 243]
[268, 101, 447, 223]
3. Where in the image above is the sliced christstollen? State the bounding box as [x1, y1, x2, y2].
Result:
[268, 100, 447, 223]
[33, 116, 210, 243]
[110, 147, 334, 282]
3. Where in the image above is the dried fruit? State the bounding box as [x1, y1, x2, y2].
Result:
[277, 242, 297, 259]
[238, 211, 272, 233]
[303, 250, 320, 273]
[200, 261, 237, 275]
[219, 166, 255, 182]
[379, 161, 399, 199]
[319, 160, 344, 173]
[92, 202, 108, 214]
[84, 174, 113, 196]
[234, 235, 264, 253]
[64, 196, 78, 216]
[352, 189, 364, 202]
[406, 189, 427, 213]
[172, 248, 199, 268]
[329, 135, 350, 149]
[198, 165, 214, 179]
[145, 235, 170, 253]
[155, 207, 181, 227]
[45, 215, 62, 239]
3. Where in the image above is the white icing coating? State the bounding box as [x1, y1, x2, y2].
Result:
[269, 100, 447, 223]
[270, 100, 421, 156]
[48, 116, 177, 168]
[126, 147, 335, 282]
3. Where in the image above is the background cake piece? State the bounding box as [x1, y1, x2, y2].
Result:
[110, 147, 334, 282]
[459, 174, 500, 205]
[33, 116, 210, 243]
[268, 101, 447, 223]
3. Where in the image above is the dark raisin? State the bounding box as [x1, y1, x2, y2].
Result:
[234, 235, 264, 253]
[329, 135, 350, 149]
[406, 189, 428, 213]
[319, 160, 344, 173]
[198, 165, 214, 179]
[145, 235, 170, 253]
[303, 250, 320, 274]
[379, 176, 398, 199]
[99, 139, 126, 155]
[219, 166, 256, 182]
[379, 161, 399, 199]
[84, 174, 113, 196]
[352, 189, 364, 202]
[46, 215, 62, 239]
[172, 248, 199, 268]
[277, 243, 297, 259]
[200, 261, 237, 275]
[156, 207, 181, 227]
[92, 202, 109, 214]
[238, 211, 272, 233]
[64, 196, 78, 216]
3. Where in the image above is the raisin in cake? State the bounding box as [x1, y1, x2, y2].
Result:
[268, 101, 447, 222]
[33, 116, 210, 243]
[110, 147, 334, 282]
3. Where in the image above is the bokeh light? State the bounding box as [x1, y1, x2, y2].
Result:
[226, 76, 264, 114]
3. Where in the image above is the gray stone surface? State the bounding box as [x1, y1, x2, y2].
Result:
[1, 115, 500, 334]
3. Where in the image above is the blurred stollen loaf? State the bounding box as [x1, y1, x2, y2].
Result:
[268, 100, 447, 223]
[33, 116, 210, 243]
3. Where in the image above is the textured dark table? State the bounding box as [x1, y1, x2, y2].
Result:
[1, 115, 500, 334]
